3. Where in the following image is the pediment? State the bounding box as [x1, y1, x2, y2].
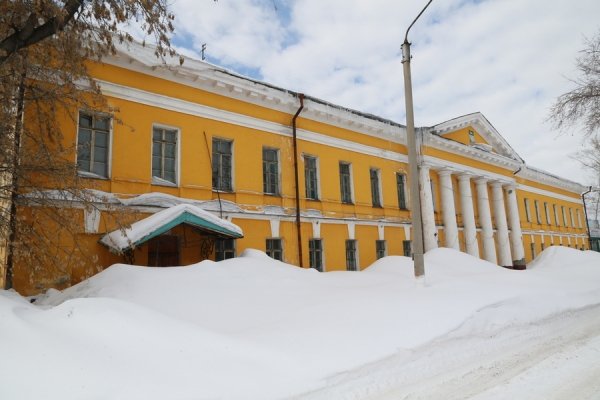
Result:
[431, 112, 524, 162]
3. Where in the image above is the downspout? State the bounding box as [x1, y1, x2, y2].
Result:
[582, 186, 593, 250]
[292, 94, 305, 268]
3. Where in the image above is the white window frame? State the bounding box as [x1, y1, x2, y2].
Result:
[212, 136, 235, 192]
[304, 154, 320, 201]
[544, 202, 551, 225]
[151, 123, 180, 187]
[266, 237, 283, 261]
[262, 147, 280, 196]
[215, 238, 236, 261]
[534, 200, 541, 224]
[396, 173, 408, 210]
[76, 110, 113, 179]
[370, 167, 383, 208]
[431, 179, 437, 211]
[524, 198, 531, 222]
[308, 238, 325, 271]
[376, 239, 387, 259]
[345, 239, 359, 271]
[569, 208, 575, 228]
[339, 161, 354, 204]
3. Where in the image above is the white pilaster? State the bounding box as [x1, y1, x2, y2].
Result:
[458, 173, 479, 258]
[475, 178, 497, 264]
[438, 169, 459, 250]
[419, 165, 438, 252]
[490, 181, 512, 267]
[505, 184, 525, 267]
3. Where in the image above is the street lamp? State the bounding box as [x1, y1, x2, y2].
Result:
[582, 186, 600, 251]
[402, 0, 433, 278]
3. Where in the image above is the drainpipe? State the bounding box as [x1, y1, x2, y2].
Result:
[292, 94, 305, 268]
[582, 186, 593, 250]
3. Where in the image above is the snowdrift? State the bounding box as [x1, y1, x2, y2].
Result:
[1, 246, 599, 399]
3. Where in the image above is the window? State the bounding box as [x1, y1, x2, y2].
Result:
[524, 198, 531, 222]
[554, 204, 560, 226]
[212, 138, 233, 191]
[562, 206, 568, 226]
[309, 239, 323, 271]
[576, 209, 582, 228]
[397, 173, 407, 210]
[544, 202, 551, 225]
[263, 148, 279, 195]
[346, 240, 358, 271]
[530, 242, 536, 259]
[266, 238, 283, 261]
[339, 162, 353, 204]
[569, 208, 575, 228]
[541, 243, 545, 252]
[305, 155, 319, 200]
[430, 180, 437, 211]
[403, 240, 412, 257]
[77, 112, 110, 178]
[215, 239, 235, 261]
[370, 168, 381, 207]
[152, 126, 177, 184]
[376, 240, 387, 259]
[468, 130, 475, 144]
[534, 200, 541, 224]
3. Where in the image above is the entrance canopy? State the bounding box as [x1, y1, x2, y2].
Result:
[100, 204, 243, 253]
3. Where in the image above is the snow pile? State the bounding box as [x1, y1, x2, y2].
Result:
[1, 246, 600, 399]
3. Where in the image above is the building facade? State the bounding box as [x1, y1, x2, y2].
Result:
[8, 41, 589, 294]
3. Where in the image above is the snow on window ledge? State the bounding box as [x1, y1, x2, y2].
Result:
[78, 170, 109, 180]
[152, 176, 178, 187]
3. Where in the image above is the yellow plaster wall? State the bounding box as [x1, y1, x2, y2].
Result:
[11, 57, 591, 294]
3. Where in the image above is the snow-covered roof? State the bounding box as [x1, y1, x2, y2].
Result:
[100, 204, 243, 253]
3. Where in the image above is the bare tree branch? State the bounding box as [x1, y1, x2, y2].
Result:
[549, 30, 600, 136]
[0, 0, 84, 65]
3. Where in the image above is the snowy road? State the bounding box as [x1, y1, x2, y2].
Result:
[297, 303, 600, 400]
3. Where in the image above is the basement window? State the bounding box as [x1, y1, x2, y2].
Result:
[266, 238, 283, 261]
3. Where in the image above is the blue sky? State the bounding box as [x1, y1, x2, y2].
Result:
[165, 0, 600, 183]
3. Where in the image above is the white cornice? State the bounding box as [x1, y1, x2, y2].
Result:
[517, 184, 583, 204]
[422, 155, 515, 184]
[99, 79, 585, 199]
[103, 42, 406, 143]
[98, 80, 408, 164]
[518, 167, 586, 196]
[424, 132, 521, 170]
[97, 41, 586, 198]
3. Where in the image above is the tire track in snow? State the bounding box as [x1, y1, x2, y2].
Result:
[291, 303, 600, 400]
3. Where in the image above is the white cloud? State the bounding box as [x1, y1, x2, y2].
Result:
[169, 0, 600, 184]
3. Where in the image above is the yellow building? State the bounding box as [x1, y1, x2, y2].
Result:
[9, 41, 589, 294]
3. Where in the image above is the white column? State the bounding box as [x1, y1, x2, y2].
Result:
[438, 169, 459, 250]
[505, 184, 525, 268]
[475, 178, 497, 264]
[458, 173, 479, 258]
[490, 181, 512, 267]
[419, 165, 438, 252]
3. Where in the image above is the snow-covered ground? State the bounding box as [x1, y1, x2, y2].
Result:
[1, 246, 599, 399]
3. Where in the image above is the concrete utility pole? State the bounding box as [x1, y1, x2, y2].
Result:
[402, 0, 433, 279]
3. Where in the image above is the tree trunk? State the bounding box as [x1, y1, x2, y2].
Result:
[4, 69, 27, 289]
